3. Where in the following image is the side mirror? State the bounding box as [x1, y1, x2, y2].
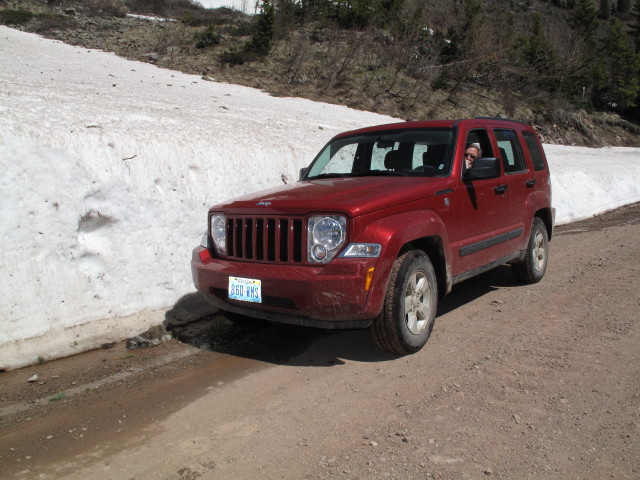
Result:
[464, 157, 500, 180]
[299, 167, 309, 180]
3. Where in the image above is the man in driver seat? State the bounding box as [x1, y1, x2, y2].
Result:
[464, 142, 482, 169]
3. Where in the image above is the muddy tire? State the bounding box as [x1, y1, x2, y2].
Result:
[371, 250, 438, 355]
[512, 217, 549, 284]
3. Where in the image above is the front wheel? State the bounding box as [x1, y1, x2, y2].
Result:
[512, 217, 549, 284]
[371, 250, 438, 355]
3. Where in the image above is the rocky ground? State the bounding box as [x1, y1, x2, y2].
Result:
[1, 203, 638, 479]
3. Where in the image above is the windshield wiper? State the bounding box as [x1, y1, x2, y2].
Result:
[306, 173, 355, 180]
[353, 170, 409, 177]
[308, 171, 409, 180]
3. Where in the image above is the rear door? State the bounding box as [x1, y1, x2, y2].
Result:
[493, 128, 529, 255]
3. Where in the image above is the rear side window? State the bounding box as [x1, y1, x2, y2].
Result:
[495, 129, 525, 173]
[522, 131, 547, 171]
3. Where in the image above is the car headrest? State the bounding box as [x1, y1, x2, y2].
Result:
[423, 144, 448, 169]
[384, 150, 410, 171]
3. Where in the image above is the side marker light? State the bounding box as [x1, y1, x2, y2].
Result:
[365, 267, 375, 291]
[199, 248, 212, 264]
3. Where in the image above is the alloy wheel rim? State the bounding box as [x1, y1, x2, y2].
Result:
[404, 270, 431, 335]
[533, 230, 546, 272]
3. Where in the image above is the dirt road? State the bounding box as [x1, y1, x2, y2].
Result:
[1, 204, 639, 480]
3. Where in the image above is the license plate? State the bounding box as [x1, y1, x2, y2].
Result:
[228, 276, 262, 303]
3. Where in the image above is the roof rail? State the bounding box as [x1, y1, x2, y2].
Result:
[474, 116, 529, 125]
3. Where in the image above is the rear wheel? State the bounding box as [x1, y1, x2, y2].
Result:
[371, 250, 438, 355]
[512, 217, 549, 283]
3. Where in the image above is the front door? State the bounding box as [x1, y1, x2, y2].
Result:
[449, 128, 508, 276]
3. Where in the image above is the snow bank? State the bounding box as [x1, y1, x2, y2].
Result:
[0, 27, 394, 369]
[1, 26, 639, 370]
[196, 0, 256, 12]
[545, 145, 640, 224]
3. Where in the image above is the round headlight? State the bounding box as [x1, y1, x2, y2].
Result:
[312, 217, 344, 250]
[210, 214, 226, 255]
[307, 215, 347, 263]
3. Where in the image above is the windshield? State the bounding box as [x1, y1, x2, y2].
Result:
[305, 129, 454, 179]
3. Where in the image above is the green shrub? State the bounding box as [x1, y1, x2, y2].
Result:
[0, 9, 35, 25]
[432, 71, 451, 91]
[30, 14, 79, 34]
[182, 9, 239, 27]
[195, 25, 221, 49]
[226, 21, 253, 37]
[124, 0, 168, 16]
[220, 48, 250, 65]
[182, 13, 204, 27]
[49, 392, 66, 402]
[89, 0, 128, 18]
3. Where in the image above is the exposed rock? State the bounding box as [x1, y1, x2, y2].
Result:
[139, 53, 158, 62]
[126, 325, 171, 349]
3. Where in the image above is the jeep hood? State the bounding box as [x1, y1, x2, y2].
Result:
[213, 176, 451, 217]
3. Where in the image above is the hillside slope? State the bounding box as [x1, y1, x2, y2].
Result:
[2, 0, 639, 146]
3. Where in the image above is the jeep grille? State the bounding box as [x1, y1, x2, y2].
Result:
[225, 216, 304, 263]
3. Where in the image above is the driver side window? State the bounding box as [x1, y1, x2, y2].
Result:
[465, 129, 494, 158]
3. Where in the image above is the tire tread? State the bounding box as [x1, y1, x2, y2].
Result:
[371, 250, 437, 355]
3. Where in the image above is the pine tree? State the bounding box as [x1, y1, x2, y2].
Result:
[599, 0, 610, 19]
[245, 0, 275, 56]
[564, 0, 602, 104]
[617, 0, 631, 14]
[572, 0, 599, 39]
[298, 0, 328, 22]
[522, 13, 560, 88]
[595, 17, 640, 109]
[632, 0, 640, 51]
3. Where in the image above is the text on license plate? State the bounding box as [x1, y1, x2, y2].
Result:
[228, 276, 262, 303]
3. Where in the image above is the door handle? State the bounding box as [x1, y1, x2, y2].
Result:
[494, 184, 509, 194]
[526, 179, 537, 188]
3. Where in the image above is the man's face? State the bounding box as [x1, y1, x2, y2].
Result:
[465, 148, 479, 167]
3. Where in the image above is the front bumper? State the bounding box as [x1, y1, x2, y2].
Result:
[191, 247, 380, 329]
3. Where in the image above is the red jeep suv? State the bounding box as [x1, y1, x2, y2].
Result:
[191, 118, 555, 354]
